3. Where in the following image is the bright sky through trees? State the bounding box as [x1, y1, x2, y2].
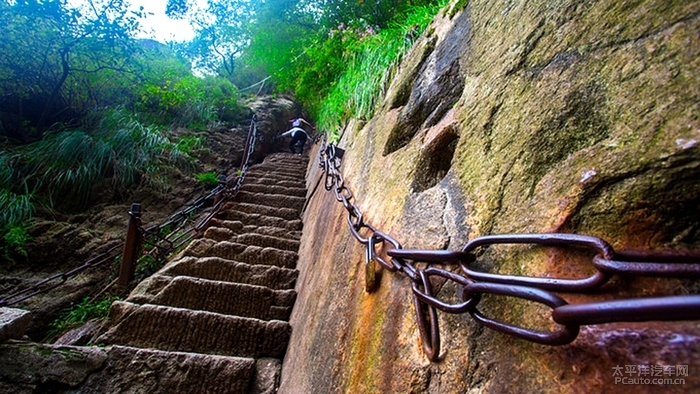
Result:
[67, 0, 204, 43]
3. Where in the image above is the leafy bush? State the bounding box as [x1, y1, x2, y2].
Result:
[17, 109, 169, 205]
[0, 108, 202, 211]
[1, 224, 31, 262]
[247, 1, 446, 142]
[194, 171, 220, 186]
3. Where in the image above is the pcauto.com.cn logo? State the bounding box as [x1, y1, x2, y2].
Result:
[612, 365, 688, 385]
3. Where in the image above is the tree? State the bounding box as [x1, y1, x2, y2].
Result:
[0, 0, 143, 142]
[166, 0, 257, 78]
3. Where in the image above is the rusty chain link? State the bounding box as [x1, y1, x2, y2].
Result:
[0, 115, 260, 308]
[319, 139, 700, 361]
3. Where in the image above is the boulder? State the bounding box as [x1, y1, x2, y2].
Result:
[0, 308, 31, 342]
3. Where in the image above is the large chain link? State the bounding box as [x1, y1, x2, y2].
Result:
[319, 139, 700, 361]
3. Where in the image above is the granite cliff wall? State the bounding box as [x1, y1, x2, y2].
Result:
[281, 0, 700, 393]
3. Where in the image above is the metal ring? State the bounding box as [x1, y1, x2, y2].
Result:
[370, 231, 402, 272]
[413, 270, 441, 361]
[411, 267, 481, 313]
[460, 233, 614, 292]
[463, 282, 580, 345]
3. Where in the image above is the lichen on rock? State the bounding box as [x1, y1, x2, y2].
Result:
[282, 0, 700, 393]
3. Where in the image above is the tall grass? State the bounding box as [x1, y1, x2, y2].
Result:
[317, 1, 448, 141]
[19, 109, 169, 205]
[0, 152, 34, 228]
[0, 107, 194, 219]
[0, 189, 34, 228]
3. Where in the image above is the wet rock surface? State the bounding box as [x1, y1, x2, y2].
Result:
[281, 0, 700, 393]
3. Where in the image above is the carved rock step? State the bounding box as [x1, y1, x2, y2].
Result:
[207, 219, 302, 241]
[244, 167, 306, 181]
[240, 183, 307, 198]
[253, 158, 309, 170]
[181, 238, 298, 269]
[157, 257, 298, 290]
[245, 177, 306, 189]
[96, 302, 291, 358]
[127, 276, 296, 321]
[225, 201, 300, 221]
[216, 210, 303, 232]
[244, 161, 305, 176]
[261, 153, 309, 164]
[246, 167, 306, 181]
[235, 191, 306, 211]
[80, 345, 256, 394]
[243, 177, 305, 191]
[204, 228, 301, 252]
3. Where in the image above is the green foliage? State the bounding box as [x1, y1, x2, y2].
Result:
[137, 75, 243, 128]
[169, 0, 255, 77]
[135, 253, 161, 281]
[47, 295, 120, 340]
[241, 0, 447, 141]
[0, 108, 205, 210]
[17, 109, 168, 205]
[174, 135, 204, 155]
[0, 188, 34, 229]
[1, 224, 31, 262]
[318, 2, 447, 140]
[194, 171, 220, 186]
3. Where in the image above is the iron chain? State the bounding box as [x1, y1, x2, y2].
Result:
[319, 140, 700, 361]
[0, 244, 122, 307]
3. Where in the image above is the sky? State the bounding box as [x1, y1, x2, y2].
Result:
[131, 0, 197, 42]
[67, 0, 207, 43]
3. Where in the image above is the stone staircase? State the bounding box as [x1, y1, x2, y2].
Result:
[88, 153, 309, 393]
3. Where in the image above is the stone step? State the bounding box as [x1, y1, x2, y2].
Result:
[244, 169, 305, 183]
[248, 163, 306, 175]
[127, 276, 296, 321]
[234, 191, 306, 212]
[204, 228, 300, 252]
[180, 238, 298, 269]
[246, 178, 306, 189]
[96, 302, 291, 359]
[80, 345, 256, 393]
[258, 157, 309, 170]
[244, 174, 306, 188]
[252, 162, 307, 172]
[206, 219, 302, 241]
[240, 183, 307, 198]
[216, 210, 303, 232]
[246, 169, 304, 180]
[153, 256, 298, 290]
[225, 201, 300, 221]
[236, 190, 306, 210]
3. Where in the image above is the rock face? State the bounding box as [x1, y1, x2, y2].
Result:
[281, 1, 700, 393]
[248, 95, 311, 157]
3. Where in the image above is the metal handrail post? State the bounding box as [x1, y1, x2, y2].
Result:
[118, 203, 142, 289]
